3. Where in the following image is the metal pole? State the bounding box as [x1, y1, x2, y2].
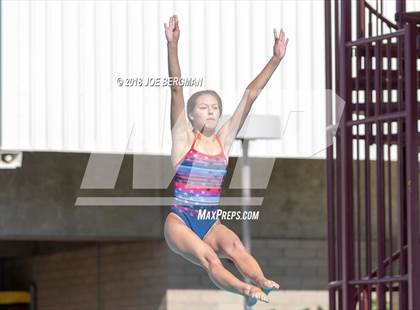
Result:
[29, 282, 36, 310]
[324, 1, 337, 309]
[339, 0, 355, 309]
[241, 139, 252, 310]
[404, 21, 420, 310]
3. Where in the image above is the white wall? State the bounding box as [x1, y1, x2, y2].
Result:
[2, 0, 331, 159]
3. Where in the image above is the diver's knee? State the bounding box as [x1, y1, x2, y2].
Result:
[202, 251, 223, 273]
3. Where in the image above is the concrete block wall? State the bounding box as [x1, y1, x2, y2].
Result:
[3, 239, 328, 310]
[0, 153, 330, 240]
[0, 153, 333, 309]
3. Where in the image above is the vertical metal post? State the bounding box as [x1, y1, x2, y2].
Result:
[339, 0, 355, 309]
[395, 0, 406, 29]
[364, 41, 373, 310]
[325, 0, 337, 309]
[374, 38, 386, 310]
[334, 1, 343, 307]
[404, 21, 420, 310]
[29, 282, 36, 310]
[357, 0, 365, 38]
[397, 17, 408, 310]
[241, 139, 251, 252]
[241, 138, 252, 310]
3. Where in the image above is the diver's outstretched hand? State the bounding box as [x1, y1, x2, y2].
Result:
[164, 14, 180, 44]
[273, 28, 289, 61]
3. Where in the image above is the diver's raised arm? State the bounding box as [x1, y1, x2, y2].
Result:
[165, 15, 188, 137]
[246, 28, 289, 101]
[218, 28, 289, 153]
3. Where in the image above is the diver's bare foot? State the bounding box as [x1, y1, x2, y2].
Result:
[255, 276, 280, 296]
[242, 284, 269, 306]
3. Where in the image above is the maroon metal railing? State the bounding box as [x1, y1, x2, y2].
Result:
[358, 1, 398, 39]
[325, 0, 420, 309]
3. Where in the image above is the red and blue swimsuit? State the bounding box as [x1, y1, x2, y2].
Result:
[171, 132, 228, 240]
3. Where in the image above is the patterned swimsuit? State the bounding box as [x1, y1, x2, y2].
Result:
[170, 132, 228, 240]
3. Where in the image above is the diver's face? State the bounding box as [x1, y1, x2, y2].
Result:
[190, 94, 221, 131]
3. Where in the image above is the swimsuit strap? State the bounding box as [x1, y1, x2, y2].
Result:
[191, 131, 200, 150]
[215, 135, 224, 153]
[216, 135, 228, 162]
[174, 132, 200, 168]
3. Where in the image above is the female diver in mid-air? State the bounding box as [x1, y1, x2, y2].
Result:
[163, 15, 289, 306]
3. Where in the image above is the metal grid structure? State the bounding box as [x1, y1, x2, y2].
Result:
[325, 0, 420, 309]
